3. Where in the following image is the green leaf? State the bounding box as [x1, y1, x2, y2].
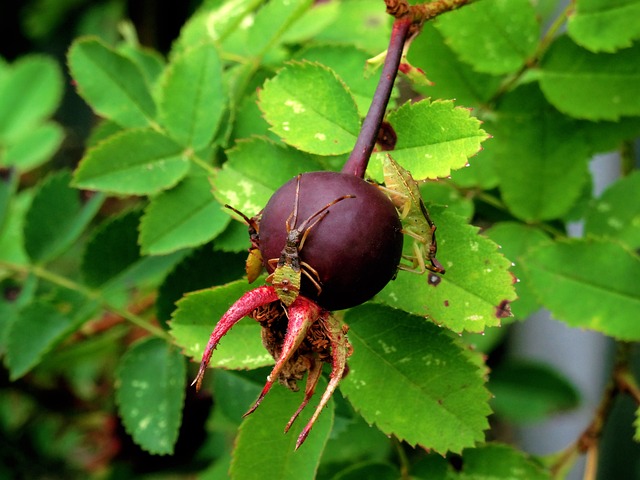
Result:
[369, 99, 489, 181]
[407, 23, 502, 107]
[158, 42, 225, 150]
[23, 170, 104, 263]
[212, 137, 324, 215]
[457, 444, 550, 479]
[377, 209, 517, 333]
[491, 84, 591, 221]
[332, 463, 399, 480]
[169, 280, 273, 369]
[68, 37, 157, 127]
[0, 168, 18, 230]
[5, 291, 98, 380]
[585, 171, 640, 250]
[0, 55, 63, 143]
[634, 407, 640, 442]
[258, 61, 361, 155]
[313, 0, 391, 54]
[523, 239, 640, 341]
[115, 337, 186, 455]
[117, 43, 165, 87]
[489, 360, 580, 423]
[295, 44, 381, 116]
[434, 0, 539, 75]
[73, 128, 189, 195]
[539, 35, 640, 121]
[0, 189, 31, 266]
[230, 379, 333, 479]
[156, 247, 246, 324]
[2, 122, 64, 173]
[174, 0, 263, 52]
[5, 300, 73, 379]
[341, 304, 491, 454]
[484, 222, 553, 320]
[419, 181, 474, 221]
[568, 0, 640, 53]
[81, 209, 142, 287]
[139, 175, 230, 255]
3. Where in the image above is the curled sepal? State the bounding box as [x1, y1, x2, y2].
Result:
[244, 296, 321, 416]
[294, 312, 352, 449]
[191, 285, 278, 391]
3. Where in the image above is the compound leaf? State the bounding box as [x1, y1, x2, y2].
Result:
[139, 175, 230, 255]
[568, 0, 640, 53]
[484, 222, 553, 320]
[434, 0, 539, 75]
[213, 137, 323, 216]
[170, 280, 273, 369]
[341, 304, 491, 454]
[491, 84, 591, 221]
[158, 42, 225, 150]
[378, 208, 516, 333]
[0, 54, 63, 143]
[115, 337, 186, 455]
[539, 35, 640, 121]
[231, 378, 333, 479]
[370, 99, 489, 181]
[584, 171, 640, 250]
[523, 239, 640, 341]
[68, 37, 156, 128]
[73, 128, 189, 195]
[24, 170, 104, 263]
[259, 61, 360, 155]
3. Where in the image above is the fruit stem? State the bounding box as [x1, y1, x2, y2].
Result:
[342, 16, 411, 178]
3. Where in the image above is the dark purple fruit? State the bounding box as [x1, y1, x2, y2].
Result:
[259, 171, 403, 310]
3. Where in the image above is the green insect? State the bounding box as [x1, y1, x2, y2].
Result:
[382, 154, 445, 275]
[267, 175, 355, 306]
[224, 205, 264, 283]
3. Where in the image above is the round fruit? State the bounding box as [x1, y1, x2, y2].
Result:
[259, 171, 403, 310]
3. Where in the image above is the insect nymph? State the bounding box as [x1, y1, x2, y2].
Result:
[266, 175, 355, 306]
[382, 154, 445, 275]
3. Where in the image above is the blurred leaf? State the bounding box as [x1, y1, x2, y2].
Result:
[158, 42, 225, 150]
[407, 23, 502, 106]
[369, 99, 489, 181]
[523, 239, 640, 341]
[313, 0, 391, 54]
[2, 122, 64, 173]
[5, 291, 98, 380]
[23, 170, 104, 263]
[0, 55, 63, 143]
[568, 0, 640, 53]
[81, 209, 142, 287]
[280, 1, 340, 44]
[115, 337, 186, 455]
[0, 190, 31, 266]
[491, 84, 591, 221]
[489, 360, 580, 423]
[169, 280, 273, 369]
[212, 369, 263, 424]
[585, 171, 640, 250]
[231, 378, 333, 479]
[174, 0, 263, 52]
[539, 35, 640, 121]
[212, 137, 324, 215]
[117, 43, 165, 87]
[341, 304, 491, 454]
[68, 37, 156, 127]
[295, 44, 381, 116]
[139, 175, 230, 255]
[259, 61, 360, 155]
[332, 462, 399, 480]
[378, 209, 517, 333]
[0, 168, 18, 230]
[484, 222, 552, 320]
[73, 128, 189, 195]
[156, 246, 246, 324]
[458, 444, 550, 479]
[419, 181, 474, 221]
[434, 0, 539, 75]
